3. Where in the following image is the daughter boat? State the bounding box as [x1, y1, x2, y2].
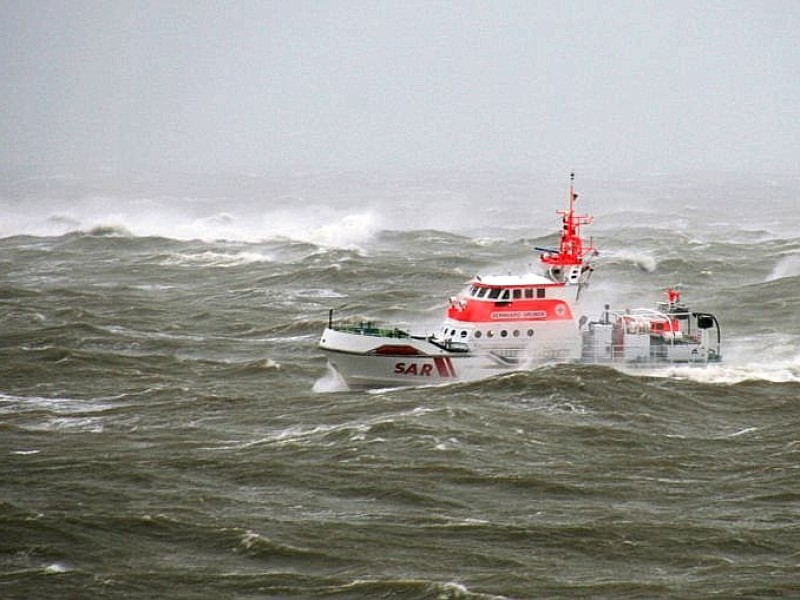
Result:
[319, 175, 722, 389]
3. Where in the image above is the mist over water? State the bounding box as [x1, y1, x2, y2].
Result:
[1, 170, 799, 598]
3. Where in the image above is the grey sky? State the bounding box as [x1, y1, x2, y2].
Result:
[2, 1, 798, 176]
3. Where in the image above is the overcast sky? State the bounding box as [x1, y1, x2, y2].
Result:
[2, 1, 798, 176]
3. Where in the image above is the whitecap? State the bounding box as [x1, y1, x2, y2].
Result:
[726, 427, 758, 438]
[0, 393, 117, 415]
[297, 288, 347, 299]
[239, 530, 270, 551]
[28, 416, 105, 433]
[766, 252, 800, 281]
[251, 358, 281, 370]
[606, 249, 658, 272]
[258, 207, 382, 250]
[158, 250, 273, 268]
[642, 355, 800, 385]
[313, 365, 350, 393]
[43, 563, 70, 574]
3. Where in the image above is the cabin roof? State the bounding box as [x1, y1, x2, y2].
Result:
[471, 273, 556, 287]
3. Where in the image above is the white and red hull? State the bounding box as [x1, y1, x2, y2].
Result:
[320, 319, 582, 389]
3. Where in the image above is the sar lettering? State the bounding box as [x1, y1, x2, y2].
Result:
[393, 362, 434, 376]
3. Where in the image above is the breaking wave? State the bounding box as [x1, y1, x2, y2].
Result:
[767, 252, 800, 282]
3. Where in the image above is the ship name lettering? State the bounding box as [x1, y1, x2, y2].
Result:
[490, 310, 547, 320]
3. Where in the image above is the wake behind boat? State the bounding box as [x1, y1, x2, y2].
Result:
[319, 175, 722, 389]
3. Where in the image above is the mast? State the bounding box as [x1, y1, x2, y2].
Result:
[539, 173, 597, 286]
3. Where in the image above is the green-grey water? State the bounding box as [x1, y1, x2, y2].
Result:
[2, 171, 799, 599]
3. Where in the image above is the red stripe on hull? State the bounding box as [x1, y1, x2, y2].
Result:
[445, 357, 456, 377]
[433, 356, 451, 377]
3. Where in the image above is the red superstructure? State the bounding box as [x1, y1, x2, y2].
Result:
[445, 277, 573, 324]
[538, 172, 597, 285]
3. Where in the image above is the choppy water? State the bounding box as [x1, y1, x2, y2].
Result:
[2, 170, 799, 599]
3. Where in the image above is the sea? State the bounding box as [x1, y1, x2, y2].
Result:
[1, 169, 798, 599]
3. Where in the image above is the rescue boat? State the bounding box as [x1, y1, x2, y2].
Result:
[319, 175, 722, 389]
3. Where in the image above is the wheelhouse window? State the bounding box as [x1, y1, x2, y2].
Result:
[537, 288, 546, 298]
[513, 289, 522, 299]
[487, 288, 502, 300]
[524, 289, 534, 299]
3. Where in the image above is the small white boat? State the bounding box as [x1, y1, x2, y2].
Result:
[319, 175, 722, 389]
